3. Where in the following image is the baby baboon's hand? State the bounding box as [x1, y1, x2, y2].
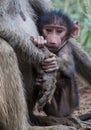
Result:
[35, 74, 44, 87]
[42, 53, 59, 72]
[30, 36, 47, 48]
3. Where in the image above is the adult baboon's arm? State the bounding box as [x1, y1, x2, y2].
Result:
[0, 16, 45, 64]
[29, 0, 52, 15]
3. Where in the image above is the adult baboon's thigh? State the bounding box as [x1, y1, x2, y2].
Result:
[0, 38, 28, 130]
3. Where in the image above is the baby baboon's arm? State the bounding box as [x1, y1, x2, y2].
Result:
[57, 43, 75, 77]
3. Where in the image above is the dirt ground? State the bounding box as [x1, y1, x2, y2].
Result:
[73, 77, 91, 123]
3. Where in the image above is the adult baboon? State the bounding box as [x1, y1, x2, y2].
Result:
[0, 0, 91, 130]
[0, 0, 56, 130]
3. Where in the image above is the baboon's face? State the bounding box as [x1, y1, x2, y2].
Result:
[42, 24, 67, 53]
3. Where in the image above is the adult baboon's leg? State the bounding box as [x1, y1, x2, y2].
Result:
[29, 125, 77, 130]
[0, 38, 29, 130]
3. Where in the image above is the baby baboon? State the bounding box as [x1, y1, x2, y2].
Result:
[33, 9, 79, 117]
[35, 6, 91, 125]
[35, 9, 91, 121]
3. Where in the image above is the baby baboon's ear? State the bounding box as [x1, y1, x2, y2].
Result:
[71, 21, 79, 38]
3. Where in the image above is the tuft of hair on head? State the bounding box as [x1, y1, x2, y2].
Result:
[37, 9, 74, 38]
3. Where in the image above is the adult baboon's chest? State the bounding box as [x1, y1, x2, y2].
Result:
[7, 0, 38, 36]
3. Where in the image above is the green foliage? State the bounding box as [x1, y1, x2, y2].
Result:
[51, 0, 91, 55]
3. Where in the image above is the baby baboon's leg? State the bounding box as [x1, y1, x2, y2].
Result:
[0, 38, 29, 130]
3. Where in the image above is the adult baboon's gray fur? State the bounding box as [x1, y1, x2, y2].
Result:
[0, 38, 28, 130]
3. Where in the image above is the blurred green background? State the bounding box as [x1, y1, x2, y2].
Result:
[51, 0, 91, 55]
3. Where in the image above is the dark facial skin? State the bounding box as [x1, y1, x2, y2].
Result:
[42, 24, 67, 53]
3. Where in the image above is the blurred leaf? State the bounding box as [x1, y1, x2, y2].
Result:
[82, 31, 91, 46]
